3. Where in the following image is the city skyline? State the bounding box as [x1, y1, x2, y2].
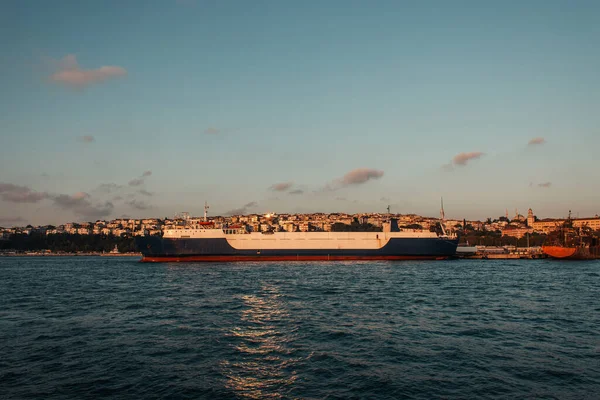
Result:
[2, 1, 599, 225]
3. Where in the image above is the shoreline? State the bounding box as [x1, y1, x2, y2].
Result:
[0, 253, 141, 257]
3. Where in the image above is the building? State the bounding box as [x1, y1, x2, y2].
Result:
[527, 209, 535, 227]
[502, 226, 534, 239]
[572, 217, 600, 231]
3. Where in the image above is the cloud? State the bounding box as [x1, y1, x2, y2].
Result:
[380, 197, 391, 202]
[225, 201, 257, 216]
[0, 182, 116, 219]
[138, 189, 153, 196]
[96, 183, 122, 193]
[270, 182, 293, 192]
[341, 168, 384, 185]
[127, 199, 151, 210]
[335, 197, 347, 201]
[450, 152, 485, 167]
[528, 137, 546, 146]
[52, 192, 114, 218]
[77, 135, 95, 143]
[322, 168, 384, 191]
[538, 182, 552, 188]
[128, 178, 144, 187]
[0, 183, 49, 203]
[49, 54, 127, 88]
[204, 127, 220, 135]
[128, 171, 152, 187]
[0, 216, 25, 226]
[289, 189, 304, 195]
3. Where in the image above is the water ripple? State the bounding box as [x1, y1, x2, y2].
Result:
[1, 257, 599, 399]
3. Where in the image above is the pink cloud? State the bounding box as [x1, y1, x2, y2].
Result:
[269, 182, 293, 191]
[452, 152, 484, 166]
[528, 137, 546, 146]
[50, 55, 127, 88]
[204, 127, 220, 135]
[78, 135, 95, 143]
[341, 168, 384, 185]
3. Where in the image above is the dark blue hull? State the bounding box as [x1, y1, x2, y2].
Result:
[135, 236, 459, 262]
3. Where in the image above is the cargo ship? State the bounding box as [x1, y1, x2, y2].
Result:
[542, 211, 600, 260]
[135, 204, 459, 262]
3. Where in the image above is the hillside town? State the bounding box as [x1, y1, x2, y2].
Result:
[2, 208, 600, 240]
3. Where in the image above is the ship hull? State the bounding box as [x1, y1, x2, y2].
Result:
[136, 236, 459, 263]
[542, 245, 600, 260]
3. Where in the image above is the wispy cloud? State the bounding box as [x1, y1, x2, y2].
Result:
[270, 182, 293, 192]
[0, 216, 25, 225]
[528, 137, 546, 146]
[0, 183, 49, 203]
[138, 189, 153, 196]
[78, 135, 95, 143]
[96, 183, 122, 193]
[127, 199, 151, 210]
[204, 127, 220, 135]
[128, 171, 152, 187]
[52, 192, 114, 218]
[289, 189, 304, 195]
[225, 201, 257, 216]
[443, 152, 485, 170]
[1, 181, 117, 219]
[538, 182, 552, 188]
[453, 152, 484, 166]
[49, 54, 127, 88]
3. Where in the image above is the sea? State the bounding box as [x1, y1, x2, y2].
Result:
[1, 257, 599, 400]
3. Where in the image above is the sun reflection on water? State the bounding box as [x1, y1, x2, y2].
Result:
[222, 284, 299, 399]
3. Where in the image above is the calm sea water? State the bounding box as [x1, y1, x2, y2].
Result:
[1, 257, 599, 399]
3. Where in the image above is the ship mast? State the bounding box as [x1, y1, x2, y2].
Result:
[440, 197, 447, 237]
[204, 202, 209, 222]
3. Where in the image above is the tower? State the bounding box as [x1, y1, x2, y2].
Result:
[527, 208, 534, 227]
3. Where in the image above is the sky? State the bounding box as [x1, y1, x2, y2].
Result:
[1, 0, 599, 226]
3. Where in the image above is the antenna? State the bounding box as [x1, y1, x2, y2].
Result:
[387, 205, 390, 214]
[204, 202, 209, 222]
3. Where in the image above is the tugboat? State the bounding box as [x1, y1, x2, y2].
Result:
[542, 211, 600, 260]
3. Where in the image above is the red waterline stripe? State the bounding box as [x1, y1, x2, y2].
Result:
[140, 255, 449, 262]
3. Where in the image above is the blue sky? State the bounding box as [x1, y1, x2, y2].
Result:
[1, 0, 599, 225]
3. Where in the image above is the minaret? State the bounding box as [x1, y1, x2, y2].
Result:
[204, 202, 209, 222]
